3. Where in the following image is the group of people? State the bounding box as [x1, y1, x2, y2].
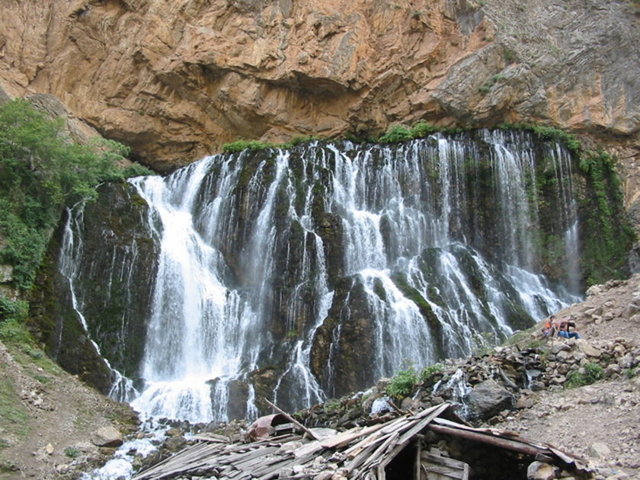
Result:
[541, 314, 581, 339]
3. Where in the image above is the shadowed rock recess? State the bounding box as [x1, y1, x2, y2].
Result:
[34, 131, 632, 422]
[0, 0, 638, 173]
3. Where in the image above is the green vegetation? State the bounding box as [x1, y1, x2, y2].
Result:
[64, 446, 81, 458]
[222, 139, 272, 153]
[577, 150, 635, 285]
[377, 121, 461, 144]
[222, 135, 323, 154]
[386, 367, 419, 398]
[0, 297, 27, 324]
[0, 99, 151, 292]
[565, 362, 603, 388]
[386, 363, 444, 398]
[499, 123, 634, 285]
[498, 123, 581, 154]
[377, 125, 414, 144]
[0, 298, 30, 343]
[419, 363, 444, 383]
[324, 399, 341, 413]
[503, 47, 517, 64]
[223, 121, 462, 153]
[478, 74, 507, 94]
[0, 368, 30, 447]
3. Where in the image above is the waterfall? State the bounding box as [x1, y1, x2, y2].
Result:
[58, 205, 140, 402]
[56, 130, 582, 422]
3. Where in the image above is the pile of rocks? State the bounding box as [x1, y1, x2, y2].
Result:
[295, 334, 639, 430]
[129, 276, 640, 479]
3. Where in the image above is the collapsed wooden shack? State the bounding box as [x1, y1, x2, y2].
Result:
[133, 403, 590, 480]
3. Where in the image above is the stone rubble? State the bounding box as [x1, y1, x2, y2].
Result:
[112, 275, 640, 479]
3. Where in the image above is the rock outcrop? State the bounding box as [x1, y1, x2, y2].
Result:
[0, 0, 638, 173]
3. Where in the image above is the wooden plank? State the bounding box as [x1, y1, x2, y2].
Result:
[462, 463, 469, 480]
[345, 434, 387, 459]
[413, 403, 450, 419]
[343, 417, 413, 459]
[380, 418, 412, 435]
[133, 442, 213, 471]
[397, 403, 450, 445]
[421, 452, 468, 470]
[293, 440, 324, 458]
[357, 431, 400, 473]
[236, 453, 288, 471]
[431, 418, 533, 443]
[343, 418, 409, 454]
[228, 446, 281, 463]
[190, 432, 231, 442]
[320, 421, 391, 449]
[265, 399, 319, 441]
[422, 464, 464, 478]
[428, 424, 549, 457]
[421, 463, 464, 480]
[344, 443, 379, 473]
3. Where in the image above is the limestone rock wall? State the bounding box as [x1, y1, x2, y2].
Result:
[0, 0, 638, 174]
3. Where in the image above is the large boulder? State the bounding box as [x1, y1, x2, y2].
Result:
[466, 379, 514, 420]
[91, 426, 123, 448]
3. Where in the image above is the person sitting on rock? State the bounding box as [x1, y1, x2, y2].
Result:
[541, 315, 556, 337]
[558, 317, 580, 339]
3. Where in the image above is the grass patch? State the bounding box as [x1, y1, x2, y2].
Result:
[0, 369, 30, 443]
[565, 362, 603, 388]
[64, 446, 80, 458]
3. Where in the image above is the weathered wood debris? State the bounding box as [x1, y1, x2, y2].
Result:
[133, 403, 589, 480]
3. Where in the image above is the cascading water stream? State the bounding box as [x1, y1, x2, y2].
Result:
[56, 130, 583, 423]
[59, 205, 140, 402]
[128, 157, 264, 423]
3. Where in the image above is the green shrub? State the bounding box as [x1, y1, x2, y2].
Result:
[577, 150, 635, 285]
[122, 163, 155, 178]
[565, 362, 603, 388]
[409, 121, 438, 138]
[386, 368, 419, 398]
[378, 125, 413, 144]
[0, 99, 144, 291]
[0, 318, 32, 345]
[503, 47, 517, 63]
[419, 363, 444, 383]
[222, 139, 271, 153]
[478, 74, 507, 95]
[288, 135, 322, 147]
[0, 297, 28, 323]
[64, 446, 80, 458]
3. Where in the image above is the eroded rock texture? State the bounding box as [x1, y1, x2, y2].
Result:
[0, 0, 638, 173]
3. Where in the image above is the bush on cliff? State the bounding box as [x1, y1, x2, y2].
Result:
[0, 99, 148, 291]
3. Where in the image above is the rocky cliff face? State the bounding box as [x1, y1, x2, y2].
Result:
[0, 0, 638, 174]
